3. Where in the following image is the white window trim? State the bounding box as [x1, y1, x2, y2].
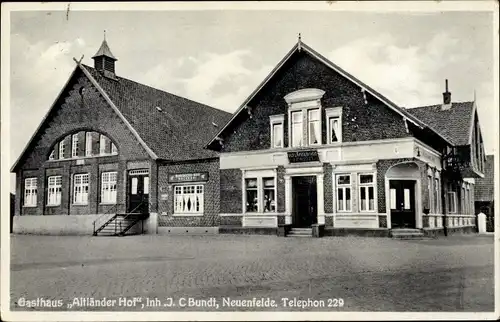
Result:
[242, 169, 277, 215]
[23, 178, 37, 207]
[427, 175, 433, 213]
[307, 108, 321, 146]
[269, 114, 284, 149]
[48, 150, 55, 160]
[99, 134, 106, 155]
[334, 173, 352, 213]
[325, 106, 343, 144]
[101, 172, 117, 204]
[59, 140, 65, 160]
[434, 177, 440, 214]
[289, 110, 304, 148]
[173, 184, 204, 216]
[358, 173, 376, 213]
[47, 176, 62, 206]
[73, 173, 89, 205]
[71, 134, 79, 158]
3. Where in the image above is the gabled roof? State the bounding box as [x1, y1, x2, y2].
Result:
[475, 155, 494, 201]
[206, 41, 454, 148]
[406, 101, 475, 146]
[92, 39, 117, 60]
[11, 61, 231, 171]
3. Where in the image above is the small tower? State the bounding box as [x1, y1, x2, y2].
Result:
[92, 31, 117, 78]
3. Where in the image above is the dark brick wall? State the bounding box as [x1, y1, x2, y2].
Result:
[220, 51, 410, 153]
[220, 169, 242, 214]
[157, 158, 220, 227]
[324, 163, 333, 213]
[15, 70, 151, 217]
[220, 216, 242, 226]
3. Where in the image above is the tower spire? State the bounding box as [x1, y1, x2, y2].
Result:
[92, 33, 117, 78]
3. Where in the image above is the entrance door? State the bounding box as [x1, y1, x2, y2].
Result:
[128, 173, 149, 214]
[390, 180, 416, 228]
[292, 176, 317, 228]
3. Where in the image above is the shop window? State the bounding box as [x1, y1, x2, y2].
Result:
[74, 173, 89, 205]
[263, 177, 276, 212]
[336, 174, 351, 212]
[47, 176, 62, 206]
[24, 178, 37, 207]
[245, 178, 258, 212]
[359, 174, 375, 212]
[447, 191, 457, 213]
[174, 185, 204, 214]
[101, 172, 117, 204]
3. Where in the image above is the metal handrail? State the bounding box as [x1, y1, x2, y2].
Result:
[92, 204, 120, 234]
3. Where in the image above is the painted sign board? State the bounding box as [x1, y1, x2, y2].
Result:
[168, 172, 209, 183]
[288, 150, 320, 163]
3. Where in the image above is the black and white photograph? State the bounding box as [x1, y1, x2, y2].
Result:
[1, 1, 498, 321]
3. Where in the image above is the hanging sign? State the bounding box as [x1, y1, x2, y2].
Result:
[288, 150, 320, 163]
[168, 172, 209, 183]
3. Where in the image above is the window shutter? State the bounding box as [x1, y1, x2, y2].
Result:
[63, 135, 72, 159]
[91, 132, 100, 155]
[77, 131, 85, 157]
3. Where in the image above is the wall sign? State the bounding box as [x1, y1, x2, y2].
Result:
[168, 172, 209, 183]
[160, 194, 169, 201]
[288, 150, 320, 163]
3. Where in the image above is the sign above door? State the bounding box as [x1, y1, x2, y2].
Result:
[168, 172, 209, 183]
[288, 150, 320, 163]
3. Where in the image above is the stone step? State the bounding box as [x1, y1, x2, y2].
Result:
[287, 233, 312, 238]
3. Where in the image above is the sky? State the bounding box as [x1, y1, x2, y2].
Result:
[5, 5, 497, 192]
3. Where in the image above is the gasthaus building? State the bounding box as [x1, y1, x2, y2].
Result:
[206, 39, 486, 238]
[11, 39, 231, 236]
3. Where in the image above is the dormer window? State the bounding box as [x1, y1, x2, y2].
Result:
[326, 107, 343, 144]
[284, 88, 326, 148]
[269, 114, 284, 149]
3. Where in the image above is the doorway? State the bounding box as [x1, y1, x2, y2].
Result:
[389, 180, 416, 228]
[292, 176, 317, 228]
[127, 170, 149, 214]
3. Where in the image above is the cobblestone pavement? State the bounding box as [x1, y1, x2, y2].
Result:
[9, 234, 495, 312]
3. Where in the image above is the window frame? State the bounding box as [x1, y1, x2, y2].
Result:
[59, 139, 66, 160]
[99, 134, 106, 155]
[23, 178, 37, 207]
[358, 173, 376, 212]
[269, 114, 284, 149]
[173, 184, 204, 216]
[307, 108, 321, 146]
[47, 175, 62, 206]
[434, 177, 440, 214]
[101, 171, 117, 204]
[290, 110, 304, 148]
[447, 191, 457, 214]
[71, 134, 79, 158]
[427, 175, 433, 213]
[85, 132, 92, 157]
[335, 173, 352, 213]
[325, 106, 343, 144]
[242, 169, 277, 214]
[73, 173, 90, 205]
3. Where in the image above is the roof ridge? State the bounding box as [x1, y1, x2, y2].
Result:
[82, 64, 231, 117]
[407, 100, 474, 110]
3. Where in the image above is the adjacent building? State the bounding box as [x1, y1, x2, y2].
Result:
[11, 39, 231, 235]
[207, 39, 485, 237]
[475, 155, 495, 231]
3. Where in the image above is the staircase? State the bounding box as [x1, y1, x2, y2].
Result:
[391, 228, 426, 240]
[287, 227, 313, 237]
[93, 213, 148, 236]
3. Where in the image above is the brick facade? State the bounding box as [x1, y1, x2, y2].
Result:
[220, 169, 242, 214]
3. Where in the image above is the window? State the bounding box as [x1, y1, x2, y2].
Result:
[270, 115, 284, 149]
[101, 172, 117, 204]
[99, 135, 106, 155]
[461, 187, 466, 214]
[111, 143, 118, 155]
[263, 177, 276, 212]
[434, 178, 440, 213]
[427, 175, 433, 212]
[245, 178, 258, 212]
[308, 109, 320, 145]
[24, 178, 37, 207]
[291, 111, 303, 147]
[390, 188, 397, 209]
[144, 177, 149, 194]
[447, 191, 457, 213]
[326, 107, 342, 144]
[85, 132, 92, 156]
[174, 185, 204, 214]
[49, 150, 55, 160]
[59, 139, 66, 159]
[73, 173, 89, 205]
[71, 134, 79, 158]
[336, 174, 351, 212]
[359, 174, 375, 212]
[47, 176, 62, 206]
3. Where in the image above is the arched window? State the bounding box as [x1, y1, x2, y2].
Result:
[48, 131, 118, 160]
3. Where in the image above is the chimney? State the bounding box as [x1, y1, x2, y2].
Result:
[92, 33, 117, 79]
[441, 79, 452, 110]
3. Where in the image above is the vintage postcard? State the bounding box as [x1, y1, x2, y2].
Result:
[1, 1, 498, 321]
